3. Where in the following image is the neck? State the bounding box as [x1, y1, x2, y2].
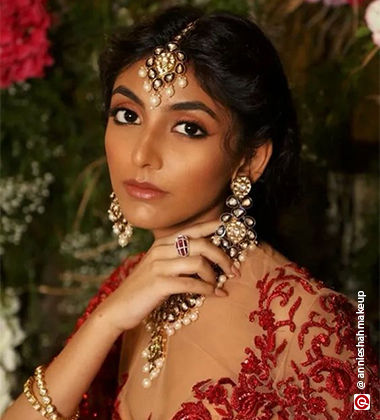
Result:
[152, 200, 226, 241]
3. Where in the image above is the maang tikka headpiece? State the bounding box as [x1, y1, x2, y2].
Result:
[137, 19, 198, 109]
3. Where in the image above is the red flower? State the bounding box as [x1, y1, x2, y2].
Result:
[0, 0, 54, 88]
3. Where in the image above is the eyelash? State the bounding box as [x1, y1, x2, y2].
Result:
[108, 107, 208, 139]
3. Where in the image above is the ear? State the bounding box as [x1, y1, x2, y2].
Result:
[232, 140, 273, 182]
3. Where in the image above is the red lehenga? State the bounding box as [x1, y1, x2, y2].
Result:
[65, 242, 380, 419]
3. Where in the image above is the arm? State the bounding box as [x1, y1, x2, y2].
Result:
[3, 311, 121, 420]
[3, 254, 143, 420]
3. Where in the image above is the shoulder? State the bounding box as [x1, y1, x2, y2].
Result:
[243, 242, 380, 417]
[228, 241, 333, 330]
[241, 241, 366, 365]
[240, 240, 355, 319]
[176, 243, 380, 419]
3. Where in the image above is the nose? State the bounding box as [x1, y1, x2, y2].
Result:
[131, 126, 163, 170]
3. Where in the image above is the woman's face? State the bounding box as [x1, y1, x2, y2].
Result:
[105, 58, 240, 239]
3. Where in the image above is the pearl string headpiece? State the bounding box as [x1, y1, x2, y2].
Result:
[137, 19, 198, 109]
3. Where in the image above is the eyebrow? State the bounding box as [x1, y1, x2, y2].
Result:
[167, 101, 218, 121]
[111, 85, 219, 121]
[112, 86, 144, 108]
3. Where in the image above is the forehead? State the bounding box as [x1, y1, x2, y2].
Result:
[112, 58, 228, 117]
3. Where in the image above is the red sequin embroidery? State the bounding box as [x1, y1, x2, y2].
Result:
[65, 255, 380, 420]
[170, 263, 380, 419]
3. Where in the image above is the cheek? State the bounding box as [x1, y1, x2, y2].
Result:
[104, 126, 127, 175]
[104, 126, 117, 164]
[171, 145, 229, 200]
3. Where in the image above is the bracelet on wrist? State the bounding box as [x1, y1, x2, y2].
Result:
[23, 365, 80, 420]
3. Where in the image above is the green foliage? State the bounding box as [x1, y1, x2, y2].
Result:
[1, 0, 378, 395]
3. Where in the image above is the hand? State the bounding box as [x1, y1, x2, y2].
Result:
[91, 218, 239, 335]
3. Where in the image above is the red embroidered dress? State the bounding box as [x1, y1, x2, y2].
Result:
[65, 242, 380, 419]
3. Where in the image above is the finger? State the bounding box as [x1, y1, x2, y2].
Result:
[155, 238, 236, 278]
[194, 237, 236, 278]
[157, 218, 221, 246]
[159, 256, 218, 286]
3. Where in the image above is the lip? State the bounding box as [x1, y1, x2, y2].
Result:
[123, 179, 167, 200]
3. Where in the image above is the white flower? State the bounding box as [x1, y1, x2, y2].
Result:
[365, 0, 380, 46]
[0, 318, 13, 363]
[0, 366, 12, 415]
[0, 289, 26, 415]
[1, 348, 19, 372]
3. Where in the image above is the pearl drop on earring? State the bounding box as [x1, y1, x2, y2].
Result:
[142, 378, 151, 388]
[142, 363, 150, 373]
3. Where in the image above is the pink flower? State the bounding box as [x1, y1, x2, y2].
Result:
[365, 0, 380, 46]
[0, 0, 54, 88]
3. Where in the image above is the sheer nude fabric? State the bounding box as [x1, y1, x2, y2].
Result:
[116, 241, 282, 419]
[113, 241, 378, 419]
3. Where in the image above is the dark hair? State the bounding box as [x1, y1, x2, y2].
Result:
[98, 5, 301, 243]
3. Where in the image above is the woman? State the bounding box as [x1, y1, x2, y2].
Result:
[3, 5, 379, 420]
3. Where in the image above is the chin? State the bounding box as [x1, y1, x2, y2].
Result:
[121, 207, 166, 230]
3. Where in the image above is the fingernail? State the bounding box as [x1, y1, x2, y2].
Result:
[227, 272, 236, 278]
[214, 288, 228, 297]
[231, 265, 241, 277]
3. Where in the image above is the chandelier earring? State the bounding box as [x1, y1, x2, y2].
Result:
[211, 174, 259, 288]
[138, 175, 259, 388]
[107, 191, 134, 247]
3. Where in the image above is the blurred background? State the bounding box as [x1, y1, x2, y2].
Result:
[1, 0, 379, 412]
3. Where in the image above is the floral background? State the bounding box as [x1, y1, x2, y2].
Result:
[0, 0, 379, 413]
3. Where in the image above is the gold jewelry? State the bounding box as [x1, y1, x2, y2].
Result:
[141, 293, 205, 388]
[23, 365, 79, 420]
[108, 191, 134, 247]
[137, 19, 198, 108]
[24, 376, 48, 416]
[140, 174, 259, 389]
[211, 174, 258, 288]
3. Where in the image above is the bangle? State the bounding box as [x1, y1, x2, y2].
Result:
[23, 365, 80, 420]
[23, 376, 48, 416]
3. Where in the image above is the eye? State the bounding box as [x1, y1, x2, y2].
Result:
[109, 107, 141, 125]
[173, 121, 207, 138]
